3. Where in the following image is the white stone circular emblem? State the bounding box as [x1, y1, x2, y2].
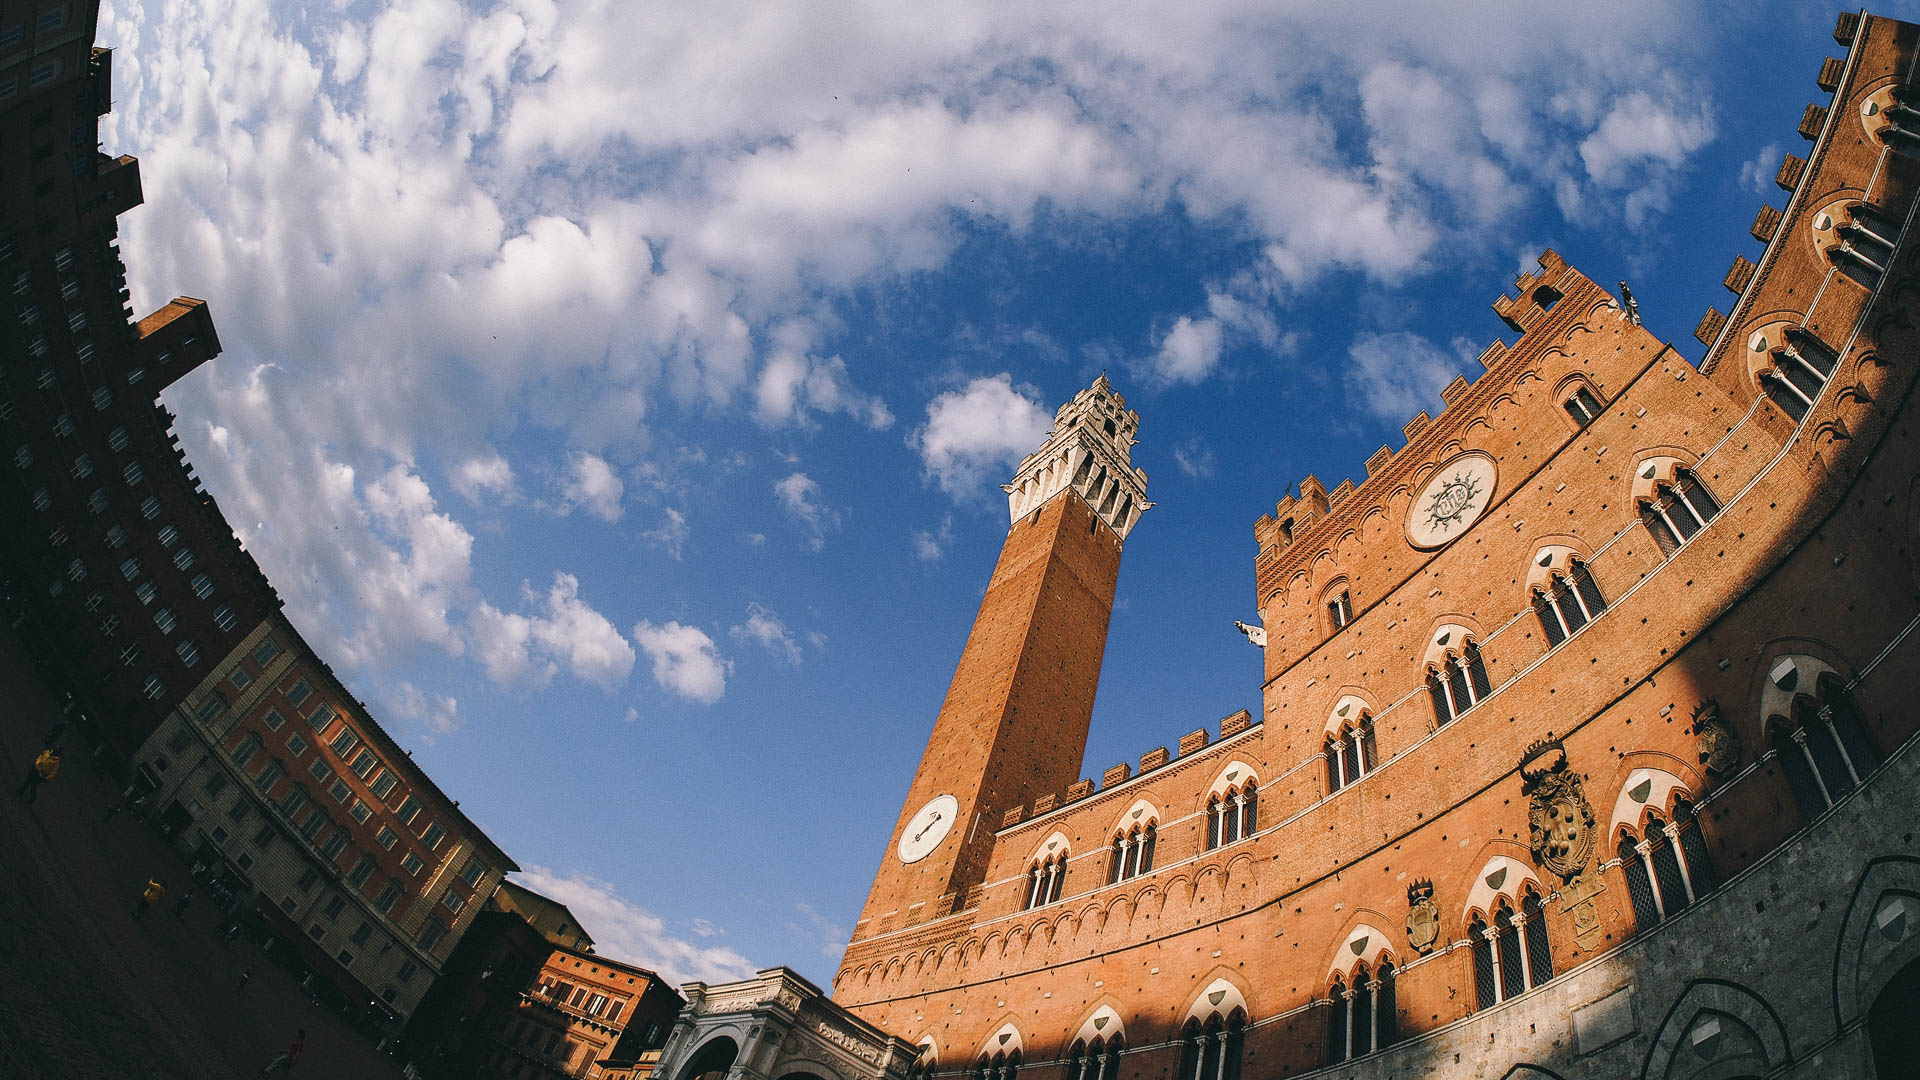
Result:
[1406, 452, 1498, 549]
[898, 794, 959, 864]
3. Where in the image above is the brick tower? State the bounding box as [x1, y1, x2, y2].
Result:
[849, 376, 1150, 947]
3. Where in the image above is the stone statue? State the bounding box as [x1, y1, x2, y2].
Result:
[1619, 281, 1642, 326]
[1233, 620, 1267, 648]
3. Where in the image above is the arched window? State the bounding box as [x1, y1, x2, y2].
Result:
[1325, 716, 1378, 792]
[1533, 558, 1606, 647]
[974, 1050, 1019, 1080]
[1427, 641, 1491, 726]
[1327, 958, 1395, 1063]
[1640, 469, 1721, 556]
[1470, 896, 1552, 1012]
[1758, 328, 1839, 421]
[1207, 784, 1257, 849]
[1769, 676, 1880, 819]
[909, 1046, 937, 1080]
[1179, 1012, 1245, 1080]
[1562, 384, 1603, 425]
[1066, 1036, 1122, 1080]
[1110, 823, 1156, 883]
[1024, 853, 1066, 910]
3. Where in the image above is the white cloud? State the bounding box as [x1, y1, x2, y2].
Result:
[1737, 141, 1781, 196]
[753, 319, 893, 429]
[393, 681, 460, 737]
[557, 452, 626, 523]
[512, 866, 755, 987]
[470, 572, 636, 693]
[1172, 436, 1216, 479]
[450, 452, 517, 503]
[910, 375, 1051, 498]
[912, 514, 955, 563]
[633, 620, 730, 704]
[774, 472, 839, 551]
[729, 602, 803, 665]
[643, 507, 690, 560]
[1347, 331, 1466, 422]
[1577, 90, 1716, 227]
[1150, 315, 1224, 384]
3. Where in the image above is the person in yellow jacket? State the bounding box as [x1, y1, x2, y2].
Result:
[132, 877, 166, 920]
[15, 745, 60, 804]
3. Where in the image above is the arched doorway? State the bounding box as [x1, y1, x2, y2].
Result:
[681, 1036, 740, 1080]
[1869, 958, 1920, 1077]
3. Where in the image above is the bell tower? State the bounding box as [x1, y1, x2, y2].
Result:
[848, 375, 1150, 948]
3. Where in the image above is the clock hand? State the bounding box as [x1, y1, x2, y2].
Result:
[913, 811, 943, 842]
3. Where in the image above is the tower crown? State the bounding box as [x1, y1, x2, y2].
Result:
[1002, 375, 1153, 540]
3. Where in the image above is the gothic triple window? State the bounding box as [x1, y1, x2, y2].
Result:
[1641, 469, 1722, 556]
[1758, 329, 1841, 421]
[1426, 641, 1491, 726]
[909, 1046, 937, 1080]
[1533, 558, 1606, 647]
[1325, 718, 1377, 793]
[1619, 798, 1717, 931]
[1024, 853, 1067, 910]
[1175, 1012, 1245, 1080]
[1326, 962, 1398, 1064]
[1770, 676, 1880, 819]
[1065, 1037, 1123, 1080]
[1206, 784, 1259, 849]
[1109, 823, 1156, 884]
[973, 1051, 1019, 1080]
[1469, 891, 1553, 1011]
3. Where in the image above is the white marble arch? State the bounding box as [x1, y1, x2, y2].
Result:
[1758, 653, 1843, 722]
[1422, 623, 1477, 667]
[1328, 922, 1394, 976]
[1323, 696, 1371, 736]
[1028, 831, 1071, 865]
[1463, 854, 1542, 919]
[1204, 760, 1259, 798]
[1070, 1004, 1126, 1046]
[1608, 767, 1693, 837]
[1185, 976, 1248, 1023]
[978, 1022, 1023, 1059]
[1112, 798, 1159, 834]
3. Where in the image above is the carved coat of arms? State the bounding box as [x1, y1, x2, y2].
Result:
[1692, 699, 1741, 778]
[1405, 879, 1441, 955]
[1424, 471, 1482, 533]
[1521, 738, 1596, 881]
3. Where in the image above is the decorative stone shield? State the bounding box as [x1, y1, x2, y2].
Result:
[1692, 699, 1741, 778]
[1521, 738, 1596, 881]
[1405, 879, 1441, 955]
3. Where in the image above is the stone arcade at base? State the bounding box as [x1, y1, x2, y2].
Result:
[653, 12, 1920, 1080]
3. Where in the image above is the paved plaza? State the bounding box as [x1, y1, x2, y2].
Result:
[0, 623, 409, 1079]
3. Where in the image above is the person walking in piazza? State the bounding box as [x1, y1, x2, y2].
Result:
[261, 1028, 305, 1075]
[15, 745, 60, 804]
[236, 964, 254, 991]
[131, 877, 165, 919]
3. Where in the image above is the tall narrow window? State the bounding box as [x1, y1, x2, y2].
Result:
[1025, 853, 1066, 909]
[1472, 897, 1552, 1012]
[1771, 675, 1879, 820]
[1207, 783, 1255, 849]
[1326, 719, 1377, 792]
[1327, 590, 1353, 631]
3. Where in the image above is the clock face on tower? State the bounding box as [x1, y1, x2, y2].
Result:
[898, 794, 959, 864]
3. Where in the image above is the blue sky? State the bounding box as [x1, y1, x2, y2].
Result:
[90, 0, 1910, 986]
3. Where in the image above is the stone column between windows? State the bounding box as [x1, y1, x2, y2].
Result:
[1636, 840, 1668, 919]
[1790, 727, 1834, 807]
[1663, 823, 1697, 904]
